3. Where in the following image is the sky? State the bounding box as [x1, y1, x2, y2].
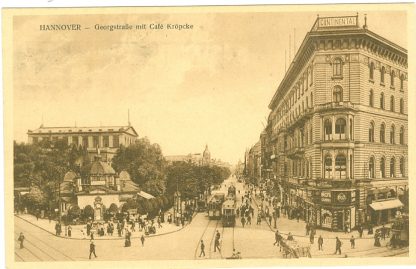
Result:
[12, 8, 408, 165]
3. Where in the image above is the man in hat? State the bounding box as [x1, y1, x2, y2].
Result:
[89, 240, 97, 259]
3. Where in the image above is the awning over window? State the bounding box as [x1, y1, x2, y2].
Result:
[369, 199, 404, 211]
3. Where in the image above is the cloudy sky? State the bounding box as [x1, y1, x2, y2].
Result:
[12, 7, 407, 164]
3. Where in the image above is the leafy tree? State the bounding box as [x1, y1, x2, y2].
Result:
[24, 186, 47, 210]
[83, 205, 94, 219]
[108, 203, 118, 214]
[112, 137, 167, 195]
[68, 205, 81, 219]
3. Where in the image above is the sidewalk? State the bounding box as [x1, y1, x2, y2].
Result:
[15, 213, 187, 240]
[250, 189, 387, 241]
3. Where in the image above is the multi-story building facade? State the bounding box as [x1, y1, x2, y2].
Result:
[247, 140, 262, 185]
[267, 15, 407, 231]
[27, 125, 138, 162]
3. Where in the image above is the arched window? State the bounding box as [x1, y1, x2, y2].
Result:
[380, 92, 385, 109]
[400, 74, 404, 90]
[390, 96, 395, 112]
[333, 86, 343, 103]
[380, 123, 385, 143]
[400, 98, 404, 114]
[391, 70, 395, 87]
[390, 158, 395, 177]
[400, 157, 405, 177]
[400, 126, 404, 145]
[369, 62, 375, 80]
[335, 154, 347, 179]
[369, 157, 375, 179]
[324, 119, 332, 141]
[333, 58, 342, 76]
[369, 122, 375, 142]
[335, 118, 346, 140]
[390, 125, 395, 144]
[369, 89, 374, 107]
[324, 155, 332, 179]
[381, 66, 385, 84]
[380, 157, 386, 178]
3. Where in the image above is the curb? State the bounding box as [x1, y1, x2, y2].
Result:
[15, 214, 191, 241]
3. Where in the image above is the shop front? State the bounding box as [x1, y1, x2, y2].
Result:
[368, 199, 404, 225]
[316, 189, 358, 231]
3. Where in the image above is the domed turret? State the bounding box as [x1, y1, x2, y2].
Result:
[202, 144, 211, 166]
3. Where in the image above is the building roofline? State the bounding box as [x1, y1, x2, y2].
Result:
[268, 17, 407, 110]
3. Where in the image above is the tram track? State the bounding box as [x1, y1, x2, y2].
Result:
[193, 218, 220, 259]
[14, 230, 58, 261]
[14, 218, 75, 261]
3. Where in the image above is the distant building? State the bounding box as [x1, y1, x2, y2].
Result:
[27, 124, 138, 162]
[202, 145, 211, 166]
[165, 153, 202, 165]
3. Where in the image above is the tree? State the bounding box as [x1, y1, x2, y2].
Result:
[108, 203, 119, 214]
[112, 138, 167, 195]
[24, 186, 47, 211]
[83, 205, 94, 220]
[68, 205, 81, 219]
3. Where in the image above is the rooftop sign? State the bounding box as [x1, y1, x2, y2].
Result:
[312, 15, 359, 31]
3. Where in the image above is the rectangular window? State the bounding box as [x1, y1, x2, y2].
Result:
[72, 136, 79, 145]
[103, 136, 109, 147]
[113, 135, 120, 147]
[82, 136, 89, 148]
[93, 136, 99, 148]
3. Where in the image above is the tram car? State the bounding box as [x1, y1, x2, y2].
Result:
[208, 191, 225, 219]
[222, 196, 236, 227]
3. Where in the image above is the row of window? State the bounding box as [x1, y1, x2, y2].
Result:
[369, 90, 405, 113]
[368, 156, 406, 178]
[369, 62, 405, 90]
[31, 135, 120, 147]
[323, 118, 352, 140]
[369, 123, 405, 145]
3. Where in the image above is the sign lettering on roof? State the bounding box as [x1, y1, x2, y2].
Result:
[318, 16, 357, 28]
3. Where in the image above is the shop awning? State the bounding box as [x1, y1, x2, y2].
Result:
[369, 199, 404, 211]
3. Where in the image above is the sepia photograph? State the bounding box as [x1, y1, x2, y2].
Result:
[2, 3, 414, 268]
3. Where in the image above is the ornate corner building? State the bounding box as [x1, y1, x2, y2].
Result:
[265, 15, 408, 231]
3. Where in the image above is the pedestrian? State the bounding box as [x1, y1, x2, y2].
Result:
[287, 232, 294, 241]
[273, 230, 280, 246]
[381, 225, 386, 240]
[318, 235, 323, 251]
[268, 215, 272, 225]
[140, 234, 145, 247]
[358, 225, 363, 238]
[214, 237, 221, 253]
[199, 240, 206, 257]
[157, 217, 162, 228]
[334, 237, 342, 255]
[89, 241, 97, 259]
[68, 225, 72, 237]
[306, 223, 310, 235]
[90, 231, 94, 240]
[18, 232, 25, 249]
[257, 215, 261, 225]
[309, 232, 315, 244]
[350, 235, 355, 249]
[374, 231, 381, 247]
[241, 217, 246, 228]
